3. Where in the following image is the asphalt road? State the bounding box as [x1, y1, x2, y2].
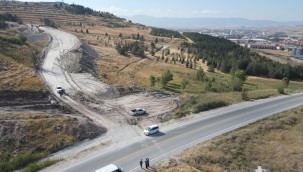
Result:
[57, 93, 303, 172]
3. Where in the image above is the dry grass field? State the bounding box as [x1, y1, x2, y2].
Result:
[0, 112, 104, 171]
[63, 24, 187, 88]
[63, 23, 303, 120]
[0, 28, 47, 92]
[261, 26, 303, 38]
[156, 106, 303, 172]
[251, 49, 297, 65]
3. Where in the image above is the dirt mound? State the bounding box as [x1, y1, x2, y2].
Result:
[0, 113, 106, 155]
[79, 43, 100, 78]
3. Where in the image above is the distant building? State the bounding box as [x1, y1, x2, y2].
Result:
[291, 48, 303, 59]
[248, 44, 277, 50]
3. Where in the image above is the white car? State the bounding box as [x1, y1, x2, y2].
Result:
[56, 86, 65, 94]
[95, 164, 124, 172]
[131, 108, 146, 116]
[144, 124, 159, 136]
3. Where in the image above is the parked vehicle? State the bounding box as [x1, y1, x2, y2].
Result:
[95, 164, 124, 172]
[56, 85, 65, 95]
[131, 108, 146, 116]
[144, 124, 159, 136]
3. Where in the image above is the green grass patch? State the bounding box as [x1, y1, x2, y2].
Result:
[173, 94, 231, 119]
[23, 159, 60, 172]
[0, 152, 49, 172]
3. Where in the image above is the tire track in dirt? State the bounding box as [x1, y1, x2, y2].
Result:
[39, 27, 116, 128]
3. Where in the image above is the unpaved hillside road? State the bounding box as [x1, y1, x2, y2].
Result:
[39, 27, 178, 164]
[39, 27, 116, 128]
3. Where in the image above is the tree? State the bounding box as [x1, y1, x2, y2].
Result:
[86, 29, 89, 34]
[241, 89, 249, 101]
[208, 65, 215, 72]
[151, 42, 156, 50]
[43, 18, 57, 28]
[140, 35, 145, 41]
[181, 79, 189, 90]
[160, 70, 173, 88]
[150, 49, 155, 56]
[185, 59, 189, 68]
[282, 77, 289, 88]
[196, 68, 205, 81]
[277, 86, 284, 94]
[233, 70, 246, 82]
[231, 77, 243, 91]
[18, 34, 27, 43]
[165, 57, 168, 63]
[149, 76, 156, 88]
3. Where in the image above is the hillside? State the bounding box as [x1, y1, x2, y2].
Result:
[1, 1, 303, 172]
[0, 1, 128, 27]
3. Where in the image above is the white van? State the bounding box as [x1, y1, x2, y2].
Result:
[95, 164, 124, 172]
[144, 124, 159, 136]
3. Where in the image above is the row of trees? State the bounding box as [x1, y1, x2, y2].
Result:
[150, 70, 174, 88]
[64, 4, 124, 21]
[116, 41, 145, 57]
[0, 13, 22, 23]
[0, 13, 22, 29]
[150, 28, 184, 39]
[182, 32, 303, 80]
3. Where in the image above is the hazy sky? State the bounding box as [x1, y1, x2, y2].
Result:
[21, 0, 302, 21]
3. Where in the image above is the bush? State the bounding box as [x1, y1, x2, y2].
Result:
[241, 90, 249, 101]
[0, 152, 49, 172]
[0, 19, 8, 29]
[193, 101, 228, 113]
[0, 35, 22, 45]
[42, 18, 57, 28]
[277, 86, 284, 94]
[0, 13, 22, 24]
[150, 27, 184, 39]
[18, 34, 27, 43]
[23, 159, 60, 172]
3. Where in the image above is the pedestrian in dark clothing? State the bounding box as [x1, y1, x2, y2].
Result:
[146, 158, 150, 168]
[140, 159, 143, 169]
[145, 159, 148, 169]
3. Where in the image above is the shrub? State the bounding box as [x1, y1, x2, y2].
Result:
[0, 152, 49, 172]
[277, 86, 284, 94]
[193, 101, 228, 113]
[18, 34, 27, 43]
[241, 89, 249, 101]
[42, 18, 57, 28]
[23, 159, 60, 172]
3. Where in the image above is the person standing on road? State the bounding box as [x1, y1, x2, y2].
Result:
[140, 159, 143, 169]
[146, 158, 150, 168]
[145, 158, 148, 169]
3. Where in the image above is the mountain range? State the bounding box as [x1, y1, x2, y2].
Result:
[125, 15, 303, 29]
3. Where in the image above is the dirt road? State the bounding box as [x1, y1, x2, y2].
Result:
[39, 27, 178, 162]
[39, 27, 118, 128]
